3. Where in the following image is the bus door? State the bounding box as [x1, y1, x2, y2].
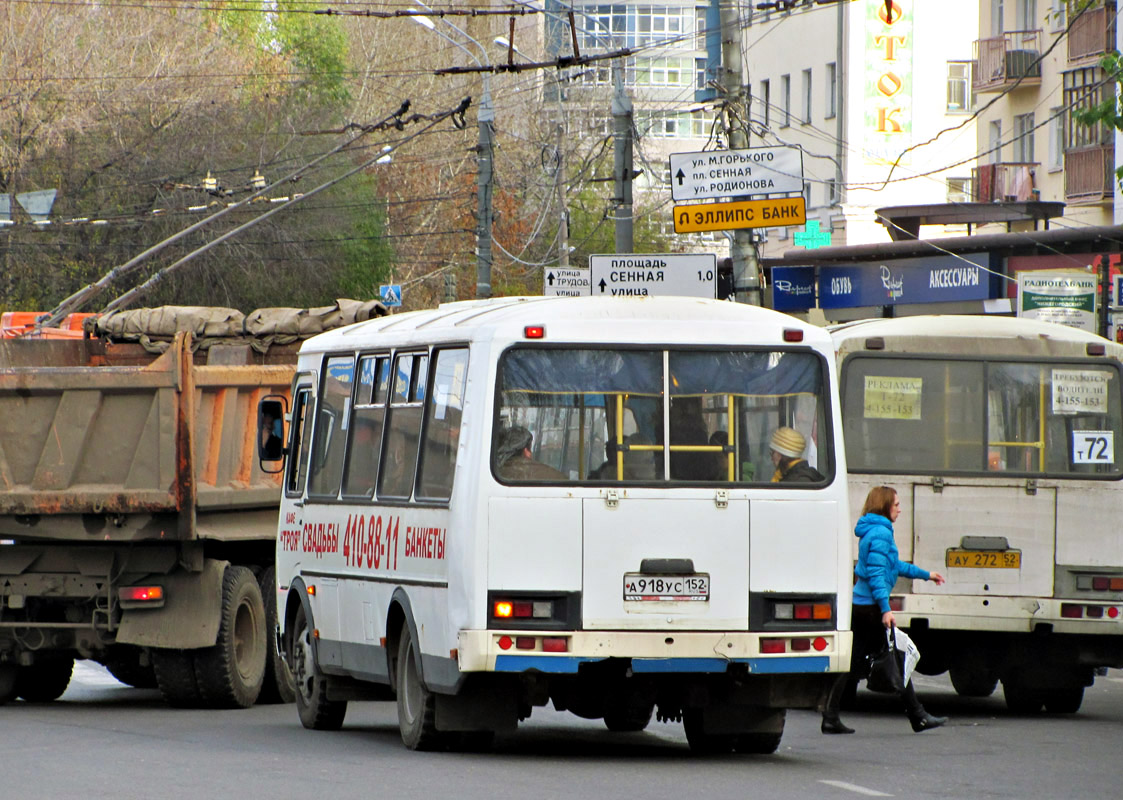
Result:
[911, 483, 1055, 598]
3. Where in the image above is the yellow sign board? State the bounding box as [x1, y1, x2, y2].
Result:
[863, 376, 923, 420]
[673, 196, 806, 233]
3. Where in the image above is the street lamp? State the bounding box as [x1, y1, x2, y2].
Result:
[409, 6, 494, 299]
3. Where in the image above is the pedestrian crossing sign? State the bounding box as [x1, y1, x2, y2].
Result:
[379, 284, 402, 307]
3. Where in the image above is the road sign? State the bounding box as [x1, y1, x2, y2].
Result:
[589, 254, 716, 299]
[669, 146, 804, 202]
[379, 284, 402, 307]
[544, 268, 591, 297]
[673, 196, 806, 234]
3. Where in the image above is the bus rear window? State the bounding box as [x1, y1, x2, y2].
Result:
[842, 356, 1123, 477]
[494, 347, 832, 485]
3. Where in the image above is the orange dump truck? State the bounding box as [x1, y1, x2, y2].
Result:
[0, 302, 383, 707]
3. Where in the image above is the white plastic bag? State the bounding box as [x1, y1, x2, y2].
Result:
[893, 627, 921, 686]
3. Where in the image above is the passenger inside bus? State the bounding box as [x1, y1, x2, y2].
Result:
[589, 433, 658, 480]
[769, 426, 824, 482]
[669, 397, 720, 481]
[495, 426, 566, 481]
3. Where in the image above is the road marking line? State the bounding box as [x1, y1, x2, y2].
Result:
[818, 780, 893, 797]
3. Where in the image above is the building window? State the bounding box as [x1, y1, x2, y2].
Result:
[827, 177, 840, 205]
[760, 79, 770, 127]
[696, 57, 708, 92]
[1013, 113, 1035, 162]
[1015, 0, 1036, 30]
[989, 120, 1003, 163]
[947, 176, 972, 203]
[1048, 106, 1064, 171]
[801, 68, 812, 124]
[781, 74, 791, 127]
[947, 62, 973, 112]
[1049, 0, 1065, 31]
[1064, 67, 1112, 150]
[825, 62, 837, 119]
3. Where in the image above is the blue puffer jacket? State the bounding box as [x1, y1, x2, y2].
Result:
[852, 512, 930, 613]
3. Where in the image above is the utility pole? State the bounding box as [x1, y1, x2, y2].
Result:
[719, 0, 761, 305]
[477, 83, 495, 298]
[612, 61, 634, 254]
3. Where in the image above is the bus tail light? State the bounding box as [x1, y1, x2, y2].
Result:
[758, 595, 835, 629]
[782, 328, 804, 342]
[515, 636, 536, 650]
[542, 637, 568, 652]
[761, 638, 786, 654]
[1061, 603, 1121, 619]
[790, 638, 811, 651]
[488, 591, 577, 629]
[1061, 604, 1083, 618]
[889, 597, 904, 611]
[524, 325, 545, 339]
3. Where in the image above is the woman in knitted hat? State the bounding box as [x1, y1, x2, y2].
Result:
[769, 426, 824, 482]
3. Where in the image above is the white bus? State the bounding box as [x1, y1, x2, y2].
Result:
[831, 315, 1123, 713]
[263, 296, 853, 753]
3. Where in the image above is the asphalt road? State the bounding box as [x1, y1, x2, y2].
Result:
[2, 664, 1122, 800]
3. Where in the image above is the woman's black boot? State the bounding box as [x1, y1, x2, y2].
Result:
[821, 676, 855, 734]
[821, 713, 855, 735]
[901, 681, 947, 732]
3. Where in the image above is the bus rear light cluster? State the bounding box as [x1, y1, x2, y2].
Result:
[493, 600, 554, 619]
[760, 636, 828, 654]
[496, 635, 569, 652]
[773, 602, 832, 621]
[1061, 603, 1121, 619]
[1076, 575, 1123, 591]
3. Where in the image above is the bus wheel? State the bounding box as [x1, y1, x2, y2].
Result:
[396, 623, 443, 751]
[682, 709, 736, 755]
[1043, 687, 1084, 714]
[15, 657, 74, 702]
[1002, 681, 1045, 714]
[193, 565, 266, 709]
[256, 567, 297, 705]
[604, 700, 654, 732]
[733, 710, 786, 755]
[949, 665, 998, 698]
[292, 604, 346, 730]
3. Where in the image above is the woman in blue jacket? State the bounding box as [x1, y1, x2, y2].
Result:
[821, 485, 948, 735]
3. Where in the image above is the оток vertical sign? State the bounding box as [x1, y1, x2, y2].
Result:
[865, 0, 913, 165]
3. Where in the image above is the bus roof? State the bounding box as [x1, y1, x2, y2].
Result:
[829, 315, 1117, 352]
[298, 296, 832, 354]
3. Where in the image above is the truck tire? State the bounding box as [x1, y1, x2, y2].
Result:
[193, 565, 267, 709]
[152, 649, 203, 707]
[1002, 680, 1045, 714]
[949, 665, 998, 698]
[103, 647, 158, 690]
[15, 657, 74, 702]
[0, 665, 16, 705]
[1044, 687, 1084, 714]
[292, 603, 347, 730]
[256, 567, 296, 704]
[396, 622, 443, 751]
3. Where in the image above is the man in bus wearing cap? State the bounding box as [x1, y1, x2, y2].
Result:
[496, 425, 567, 481]
[769, 425, 824, 482]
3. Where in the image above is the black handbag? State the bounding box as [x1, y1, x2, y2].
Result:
[866, 626, 906, 694]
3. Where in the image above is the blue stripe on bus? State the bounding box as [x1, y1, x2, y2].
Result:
[493, 655, 831, 674]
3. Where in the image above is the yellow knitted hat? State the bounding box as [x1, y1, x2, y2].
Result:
[770, 426, 806, 458]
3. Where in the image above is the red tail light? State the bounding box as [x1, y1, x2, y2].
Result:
[761, 638, 786, 654]
[1061, 604, 1083, 618]
[119, 586, 163, 602]
[542, 637, 568, 652]
[790, 638, 811, 652]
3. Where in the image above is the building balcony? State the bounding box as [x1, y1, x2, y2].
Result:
[973, 30, 1042, 93]
[1068, 3, 1116, 64]
[972, 163, 1038, 202]
[1064, 144, 1116, 203]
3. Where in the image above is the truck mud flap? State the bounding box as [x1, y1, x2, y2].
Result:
[115, 558, 228, 649]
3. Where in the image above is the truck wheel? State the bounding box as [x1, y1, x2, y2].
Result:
[0, 665, 16, 705]
[396, 623, 443, 751]
[103, 647, 158, 689]
[683, 709, 736, 754]
[1044, 687, 1084, 714]
[193, 565, 267, 709]
[15, 657, 74, 702]
[949, 665, 998, 698]
[152, 649, 203, 707]
[256, 567, 296, 704]
[1002, 681, 1045, 714]
[292, 603, 346, 730]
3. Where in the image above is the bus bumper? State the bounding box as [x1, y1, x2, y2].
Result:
[457, 630, 852, 675]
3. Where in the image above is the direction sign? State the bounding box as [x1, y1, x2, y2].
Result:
[589, 254, 716, 299]
[544, 268, 591, 297]
[674, 196, 806, 234]
[379, 284, 402, 307]
[669, 146, 804, 202]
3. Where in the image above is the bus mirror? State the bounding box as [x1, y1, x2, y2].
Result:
[258, 397, 287, 466]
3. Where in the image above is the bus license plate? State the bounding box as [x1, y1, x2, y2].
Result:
[623, 574, 709, 601]
[945, 549, 1021, 569]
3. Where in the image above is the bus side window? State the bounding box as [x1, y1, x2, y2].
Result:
[307, 355, 355, 498]
[417, 348, 469, 500]
[286, 388, 313, 496]
[342, 354, 389, 498]
[378, 353, 425, 500]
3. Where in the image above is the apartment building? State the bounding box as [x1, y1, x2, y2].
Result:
[972, 0, 1118, 230]
[744, 0, 980, 257]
